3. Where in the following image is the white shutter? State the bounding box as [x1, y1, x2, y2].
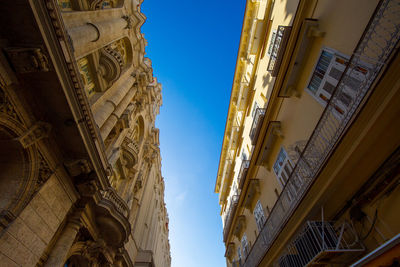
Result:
[254, 200, 266, 232]
[308, 48, 369, 117]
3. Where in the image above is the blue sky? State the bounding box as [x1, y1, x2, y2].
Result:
[141, 1, 245, 266]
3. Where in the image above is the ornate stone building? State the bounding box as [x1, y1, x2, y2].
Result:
[0, 0, 171, 266]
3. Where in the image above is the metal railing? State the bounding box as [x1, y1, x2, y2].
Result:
[250, 108, 266, 145]
[244, 0, 400, 266]
[223, 194, 239, 242]
[238, 160, 250, 190]
[276, 221, 364, 267]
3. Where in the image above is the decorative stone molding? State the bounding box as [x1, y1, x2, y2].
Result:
[131, 10, 147, 40]
[4, 47, 50, 73]
[18, 121, 51, 148]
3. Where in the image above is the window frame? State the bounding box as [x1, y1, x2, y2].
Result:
[253, 200, 266, 232]
[306, 47, 370, 117]
[241, 233, 250, 259]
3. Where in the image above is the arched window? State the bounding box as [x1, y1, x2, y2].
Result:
[58, 0, 73, 11]
[57, 0, 123, 11]
[76, 37, 132, 99]
[78, 57, 96, 98]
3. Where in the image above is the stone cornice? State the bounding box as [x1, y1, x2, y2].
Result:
[30, 0, 112, 189]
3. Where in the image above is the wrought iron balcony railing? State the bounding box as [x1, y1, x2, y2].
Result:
[249, 108, 266, 145]
[223, 194, 239, 242]
[276, 221, 364, 267]
[238, 160, 250, 190]
[244, 0, 400, 266]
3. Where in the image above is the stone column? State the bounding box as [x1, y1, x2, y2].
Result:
[43, 217, 81, 267]
[93, 74, 135, 128]
[100, 86, 136, 140]
[68, 17, 129, 58]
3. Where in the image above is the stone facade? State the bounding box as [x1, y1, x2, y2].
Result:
[0, 0, 171, 266]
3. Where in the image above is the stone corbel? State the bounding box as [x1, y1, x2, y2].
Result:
[64, 159, 93, 177]
[76, 179, 99, 198]
[4, 47, 50, 73]
[18, 121, 51, 148]
[138, 72, 148, 87]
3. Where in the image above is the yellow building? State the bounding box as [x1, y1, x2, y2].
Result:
[0, 0, 170, 266]
[215, 0, 400, 266]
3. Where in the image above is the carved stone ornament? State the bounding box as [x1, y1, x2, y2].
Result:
[122, 15, 133, 29]
[4, 47, 50, 73]
[99, 45, 124, 86]
[36, 152, 53, 190]
[18, 121, 51, 148]
[64, 159, 93, 177]
[69, 239, 115, 266]
[0, 88, 21, 122]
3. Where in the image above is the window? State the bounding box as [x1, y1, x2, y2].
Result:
[241, 234, 250, 259]
[307, 48, 369, 116]
[267, 26, 292, 76]
[237, 247, 242, 264]
[253, 200, 266, 232]
[273, 147, 294, 187]
[241, 149, 247, 161]
[251, 102, 259, 118]
[267, 31, 276, 56]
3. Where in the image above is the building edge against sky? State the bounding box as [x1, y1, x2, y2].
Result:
[0, 0, 170, 266]
[215, 0, 400, 266]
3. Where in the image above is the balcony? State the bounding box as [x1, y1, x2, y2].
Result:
[233, 215, 246, 239]
[99, 187, 129, 218]
[267, 26, 292, 77]
[238, 160, 250, 190]
[249, 108, 266, 145]
[94, 187, 131, 247]
[277, 221, 364, 267]
[256, 121, 281, 168]
[244, 0, 400, 266]
[243, 179, 260, 210]
[223, 195, 239, 242]
[225, 242, 236, 261]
